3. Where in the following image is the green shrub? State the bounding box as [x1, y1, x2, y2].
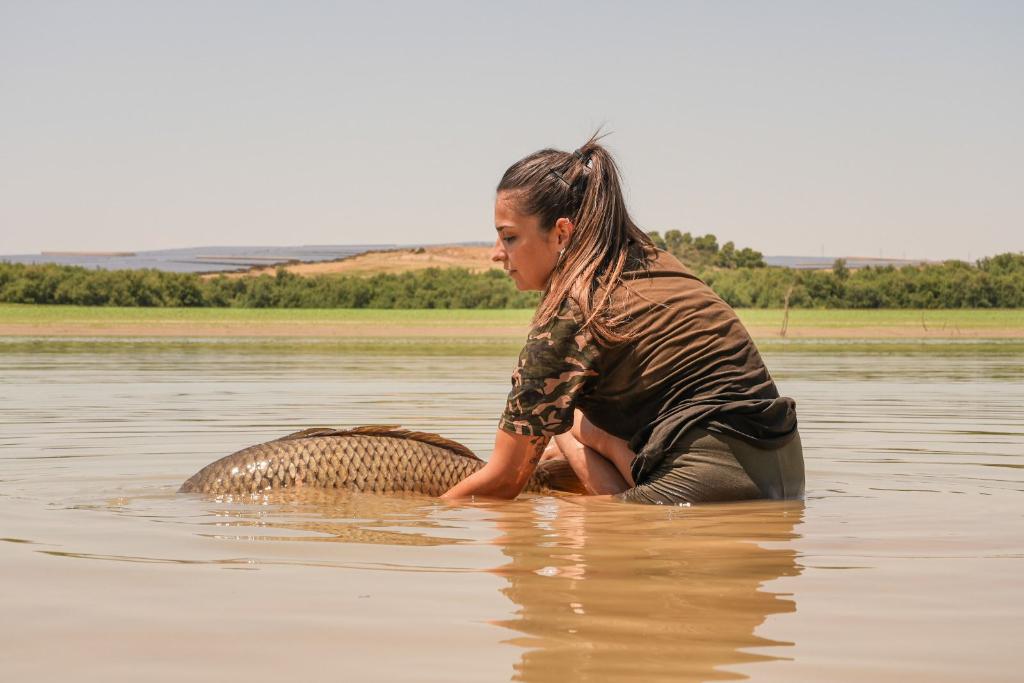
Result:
[2, 251, 1021, 309]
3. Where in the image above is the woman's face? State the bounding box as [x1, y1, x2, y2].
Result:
[492, 191, 569, 291]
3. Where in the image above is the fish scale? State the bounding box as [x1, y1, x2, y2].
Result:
[179, 426, 584, 497]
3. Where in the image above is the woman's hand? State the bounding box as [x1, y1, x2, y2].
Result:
[440, 429, 549, 500]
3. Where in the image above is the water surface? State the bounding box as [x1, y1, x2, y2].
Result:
[1, 344, 1021, 682]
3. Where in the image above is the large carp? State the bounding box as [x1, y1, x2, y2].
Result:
[179, 425, 584, 496]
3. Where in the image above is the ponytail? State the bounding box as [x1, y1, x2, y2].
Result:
[496, 131, 652, 344]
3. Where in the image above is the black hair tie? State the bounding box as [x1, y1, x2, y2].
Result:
[548, 149, 590, 188]
[548, 169, 570, 187]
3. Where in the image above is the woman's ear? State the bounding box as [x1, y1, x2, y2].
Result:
[554, 217, 575, 249]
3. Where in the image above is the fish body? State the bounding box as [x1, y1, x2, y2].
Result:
[179, 426, 582, 496]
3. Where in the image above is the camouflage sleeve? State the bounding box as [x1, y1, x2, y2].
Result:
[499, 299, 600, 437]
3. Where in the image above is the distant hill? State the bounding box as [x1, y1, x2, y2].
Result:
[1, 241, 933, 276]
[215, 245, 499, 279]
[0, 244, 395, 274]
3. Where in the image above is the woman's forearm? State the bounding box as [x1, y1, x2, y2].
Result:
[440, 430, 549, 500]
[440, 461, 521, 500]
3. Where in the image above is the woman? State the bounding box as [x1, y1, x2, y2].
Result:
[441, 134, 803, 504]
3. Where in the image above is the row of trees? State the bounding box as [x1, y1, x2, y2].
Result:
[647, 230, 766, 269]
[0, 263, 540, 308]
[1, 251, 1021, 309]
[704, 254, 1024, 308]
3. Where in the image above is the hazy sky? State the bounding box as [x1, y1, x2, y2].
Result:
[2, 1, 1021, 259]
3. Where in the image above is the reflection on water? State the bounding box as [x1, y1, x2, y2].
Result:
[489, 498, 803, 682]
[1, 346, 1022, 682]
[199, 491, 471, 548]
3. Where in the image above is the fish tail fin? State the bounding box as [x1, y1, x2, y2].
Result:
[533, 459, 587, 494]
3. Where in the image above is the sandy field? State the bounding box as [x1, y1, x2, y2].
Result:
[210, 245, 498, 279]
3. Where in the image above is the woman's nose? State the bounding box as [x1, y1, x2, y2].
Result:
[491, 237, 506, 262]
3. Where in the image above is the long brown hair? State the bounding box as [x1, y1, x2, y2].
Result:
[497, 131, 652, 344]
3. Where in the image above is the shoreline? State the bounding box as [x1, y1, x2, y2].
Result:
[2, 322, 1023, 340]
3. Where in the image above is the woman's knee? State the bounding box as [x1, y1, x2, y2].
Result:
[558, 441, 631, 495]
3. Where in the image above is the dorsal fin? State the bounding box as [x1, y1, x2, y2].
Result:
[272, 425, 481, 461]
[275, 427, 348, 440]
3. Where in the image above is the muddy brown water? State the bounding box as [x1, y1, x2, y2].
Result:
[1, 342, 1021, 682]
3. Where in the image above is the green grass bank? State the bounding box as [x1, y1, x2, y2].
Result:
[2, 304, 1022, 329]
